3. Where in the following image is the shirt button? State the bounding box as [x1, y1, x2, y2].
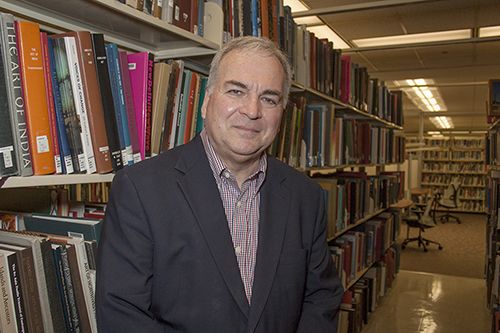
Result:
[235, 246, 241, 254]
[236, 201, 241, 207]
[224, 171, 230, 179]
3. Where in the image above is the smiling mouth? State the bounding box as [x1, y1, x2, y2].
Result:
[234, 125, 260, 133]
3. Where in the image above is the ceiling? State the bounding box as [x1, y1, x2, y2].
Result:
[295, 0, 500, 134]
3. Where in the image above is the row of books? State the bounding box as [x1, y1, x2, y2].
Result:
[485, 170, 500, 315]
[423, 138, 484, 148]
[329, 212, 398, 289]
[423, 150, 484, 160]
[316, 171, 404, 239]
[421, 174, 486, 187]
[268, 97, 405, 169]
[0, 13, 208, 178]
[337, 247, 399, 333]
[118, 0, 206, 36]
[0, 224, 100, 333]
[287, 24, 404, 126]
[422, 163, 485, 173]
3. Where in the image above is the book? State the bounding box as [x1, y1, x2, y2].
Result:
[40, 32, 63, 175]
[46, 37, 75, 174]
[105, 43, 133, 166]
[128, 51, 154, 159]
[91, 34, 123, 171]
[0, 244, 43, 333]
[0, 231, 65, 333]
[55, 31, 113, 174]
[24, 214, 102, 243]
[15, 20, 56, 175]
[0, 14, 32, 177]
[0, 252, 17, 333]
[172, 0, 192, 32]
[0, 19, 18, 177]
[50, 36, 87, 173]
[118, 51, 141, 164]
[151, 62, 171, 156]
[64, 36, 97, 174]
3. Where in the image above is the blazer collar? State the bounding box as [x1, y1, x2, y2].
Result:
[175, 137, 290, 327]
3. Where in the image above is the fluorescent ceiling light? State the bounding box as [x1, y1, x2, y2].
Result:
[283, 0, 308, 12]
[307, 26, 351, 49]
[396, 78, 446, 112]
[479, 25, 500, 38]
[294, 16, 322, 25]
[430, 116, 454, 129]
[427, 131, 441, 135]
[352, 29, 471, 48]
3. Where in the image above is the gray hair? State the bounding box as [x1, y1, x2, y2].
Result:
[206, 36, 292, 107]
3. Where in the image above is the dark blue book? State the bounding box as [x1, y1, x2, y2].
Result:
[105, 43, 133, 166]
[25, 214, 102, 243]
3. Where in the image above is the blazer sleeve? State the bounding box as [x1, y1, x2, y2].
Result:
[297, 186, 344, 333]
[96, 171, 164, 332]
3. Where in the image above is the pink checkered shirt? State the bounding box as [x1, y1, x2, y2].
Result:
[201, 130, 267, 303]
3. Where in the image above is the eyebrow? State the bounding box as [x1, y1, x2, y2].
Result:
[224, 80, 282, 99]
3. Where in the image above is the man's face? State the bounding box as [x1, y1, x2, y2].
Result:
[201, 49, 285, 166]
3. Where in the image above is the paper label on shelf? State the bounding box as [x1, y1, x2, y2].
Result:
[133, 153, 142, 164]
[158, 0, 163, 6]
[78, 153, 87, 171]
[174, 5, 180, 21]
[36, 135, 50, 153]
[0, 146, 14, 168]
[64, 155, 74, 174]
[54, 155, 62, 174]
[68, 231, 84, 240]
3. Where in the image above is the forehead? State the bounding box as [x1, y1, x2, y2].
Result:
[217, 49, 285, 88]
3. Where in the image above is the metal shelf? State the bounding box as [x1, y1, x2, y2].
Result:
[1, 0, 219, 58]
[1, 173, 115, 188]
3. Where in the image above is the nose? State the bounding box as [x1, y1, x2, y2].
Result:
[240, 95, 262, 120]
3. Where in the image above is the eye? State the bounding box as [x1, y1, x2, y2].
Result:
[261, 96, 279, 107]
[227, 89, 243, 96]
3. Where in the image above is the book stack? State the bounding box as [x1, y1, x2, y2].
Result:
[0, 13, 208, 178]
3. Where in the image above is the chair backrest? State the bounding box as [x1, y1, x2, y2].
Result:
[421, 196, 436, 226]
[441, 178, 461, 206]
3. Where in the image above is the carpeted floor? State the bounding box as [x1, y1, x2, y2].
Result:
[398, 212, 486, 279]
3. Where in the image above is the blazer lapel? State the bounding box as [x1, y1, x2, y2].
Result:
[248, 160, 290, 333]
[176, 138, 250, 318]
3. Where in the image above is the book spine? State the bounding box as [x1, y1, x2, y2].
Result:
[118, 51, 141, 164]
[40, 32, 62, 174]
[0, 14, 32, 177]
[145, 53, 154, 158]
[51, 37, 86, 173]
[168, 60, 184, 149]
[66, 246, 91, 333]
[91, 34, 123, 171]
[0, 17, 18, 177]
[17, 249, 43, 333]
[64, 37, 97, 174]
[0, 255, 17, 333]
[15, 21, 56, 175]
[46, 38, 74, 174]
[73, 31, 113, 174]
[6, 253, 27, 333]
[105, 44, 128, 166]
[52, 246, 74, 333]
[59, 247, 81, 333]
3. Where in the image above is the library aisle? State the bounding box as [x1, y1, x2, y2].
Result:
[361, 270, 490, 333]
[361, 213, 490, 332]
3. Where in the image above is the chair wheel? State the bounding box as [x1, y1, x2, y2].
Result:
[424, 248, 428, 252]
[438, 246, 443, 250]
[426, 241, 430, 245]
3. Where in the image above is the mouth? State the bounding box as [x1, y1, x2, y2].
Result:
[233, 125, 260, 134]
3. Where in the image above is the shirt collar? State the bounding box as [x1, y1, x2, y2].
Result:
[200, 129, 267, 184]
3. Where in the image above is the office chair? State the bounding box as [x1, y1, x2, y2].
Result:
[435, 178, 461, 224]
[401, 195, 443, 252]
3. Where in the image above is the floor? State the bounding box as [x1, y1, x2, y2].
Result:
[361, 270, 491, 333]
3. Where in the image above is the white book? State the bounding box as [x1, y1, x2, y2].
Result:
[64, 37, 97, 174]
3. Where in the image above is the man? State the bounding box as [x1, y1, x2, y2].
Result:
[96, 36, 343, 332]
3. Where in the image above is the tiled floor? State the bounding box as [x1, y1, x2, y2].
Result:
[361, 270, 490, 333]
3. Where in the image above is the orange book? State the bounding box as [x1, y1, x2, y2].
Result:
[16, 21, 56, 175]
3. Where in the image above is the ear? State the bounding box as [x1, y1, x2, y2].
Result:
[201, 90, 211, 119]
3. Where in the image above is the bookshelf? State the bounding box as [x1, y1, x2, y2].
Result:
[420, 136, 487, 213]
[485, 119, 500, 330]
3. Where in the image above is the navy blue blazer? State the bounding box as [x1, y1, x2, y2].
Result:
[96, 135, 343, 332]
